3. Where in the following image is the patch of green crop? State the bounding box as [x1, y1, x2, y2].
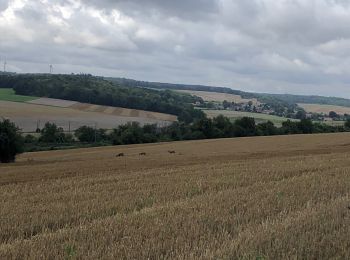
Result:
[0, 88, 37, 102]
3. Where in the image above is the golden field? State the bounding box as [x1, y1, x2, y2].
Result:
[1, 133, 350, 259]
[298, 103, 350, 115]
[177, 90, 259, 105]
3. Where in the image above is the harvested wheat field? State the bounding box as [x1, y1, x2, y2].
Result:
[178, 90, 259, 105]
[0, 100, 176, 132]
[1, 133, 350, 259]
[298, 103, 350, 115]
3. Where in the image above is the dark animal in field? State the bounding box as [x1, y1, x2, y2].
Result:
[139, 152, 146, 156]
[116, 153, 124, 157]
[168, 150, 176, 154]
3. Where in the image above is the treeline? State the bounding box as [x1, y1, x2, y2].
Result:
[2, 117, 350, 162]
[0, 74, 204, 123]
[259, 93, 350, 108]
[24, 117, 350, 148]
[107, 77, 254, 98]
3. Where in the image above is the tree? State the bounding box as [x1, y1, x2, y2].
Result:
[257, 121, 277, 136]
[234, 117, 256, 136]
[213, 115, 233, 137]
[223, 100, 231, 109]
[298, 119, 314, 134]
[0, 119, 24, 163]
[24, 134, 37, 144]
[281, 120, 300, 134]
[329, 111, 338, 118]
[39, 122, 66, 143]
[193, 118, 215, 139]
[75, 126, 106, 143]
[109, 122, 144, 145]
[295, 110, 306, 120]
[345, 119, 350, 129]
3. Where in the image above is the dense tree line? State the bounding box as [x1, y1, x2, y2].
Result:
[2, 117, 350, 162]
[23, 117, 350, 148]
[0, 74, 204, 123]
[260, 93, 350, 108]
[107, 77, 252, 98]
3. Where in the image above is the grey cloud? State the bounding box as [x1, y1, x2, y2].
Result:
[0, 0, 8, 11]
[1, 0, 350, 98]
[84, 0, 220, 19]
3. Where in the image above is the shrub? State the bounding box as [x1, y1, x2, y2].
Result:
[24, 134, 38, 143]
[39, 122, 66, 143]
[0, 119, 24, 163]
[75, 126, 96, 142]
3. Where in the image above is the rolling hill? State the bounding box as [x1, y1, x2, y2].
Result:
[108, 77, 350, 108]
[0, 98, 176, 133]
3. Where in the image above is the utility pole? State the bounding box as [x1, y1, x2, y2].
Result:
[3, 60, 6, 72]
[49, 64, 53, 74]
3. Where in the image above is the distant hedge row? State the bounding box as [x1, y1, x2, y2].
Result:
[23, 117, 350, 148]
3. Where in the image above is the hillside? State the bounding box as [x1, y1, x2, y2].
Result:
[0, 100, 176, 132]
[298, 103, 350, 115]
[264, 93, 350, 107]
[107, 77, 253, 98]
[107, 77, 350, 108]
[0, 74, 204, 123]
[204, 109, 299, 126]
[1, 133, 350, 259]
[176, 90, 259, 104]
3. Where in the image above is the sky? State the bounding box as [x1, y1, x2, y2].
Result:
[1, 0, 350, 98]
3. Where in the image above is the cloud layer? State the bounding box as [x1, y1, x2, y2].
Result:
[1, 0, 350, 97]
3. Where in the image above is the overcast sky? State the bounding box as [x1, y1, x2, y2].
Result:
[1, 0, 350, 97]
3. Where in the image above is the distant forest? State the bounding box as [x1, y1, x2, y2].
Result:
[0, 74, 205, 123]
[108, 77, 350, 108]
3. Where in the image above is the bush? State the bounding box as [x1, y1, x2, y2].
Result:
[329, 111, 338, 118]
[24, 134, 38, 143]
[0, 119, 24, 163]
[234, 117, 257, 136]
[257, 121, 278, 136]
[75, 126, 94, 142]
[39, 122, 66, 143]
[298, 119, 314, 134]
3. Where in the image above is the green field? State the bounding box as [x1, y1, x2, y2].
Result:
[0, 88, 37, 102]
[203, 109, 299, 125]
